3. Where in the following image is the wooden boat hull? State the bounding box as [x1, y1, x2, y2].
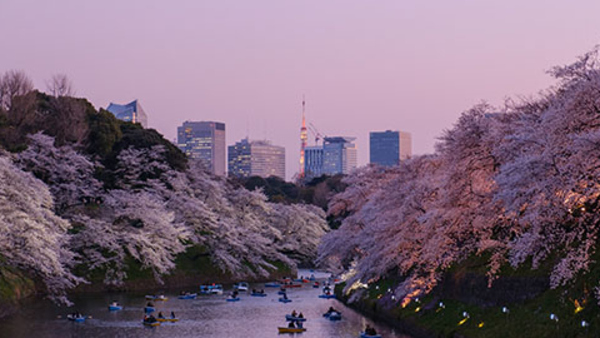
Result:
[143, 321, 160, 327]
[157, 317, 179, 322]
[278, 327, 306, 333]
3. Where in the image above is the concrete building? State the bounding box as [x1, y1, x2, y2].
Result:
[177, 121, 226, 176]
[106, 100, 148, 127]
[369, 130, 412, 166]
[304, 136, 357, 179]
[228, 139, 285, 179]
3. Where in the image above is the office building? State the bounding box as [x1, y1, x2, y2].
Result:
[370, 130, 412, 166]
[304, 146, 324, 179]
[177, 121, 226, 176]
[228, 139, 285, 179]
[304, 136, 357, 179]
[323, 137, 357, 175]
[106, 100, 148, 128]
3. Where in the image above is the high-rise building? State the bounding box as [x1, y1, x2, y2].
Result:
[304, 146, 324, 179]
[177, 121, 226, 176]
[106, 100, 148, 128]
[304, 136, 357, 179]
[369, 130, 412, 166]
[228, 138, 286, 179]
[323, 137, 357, 175]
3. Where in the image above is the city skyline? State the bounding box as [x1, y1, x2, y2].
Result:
[2, 1, 600, 179]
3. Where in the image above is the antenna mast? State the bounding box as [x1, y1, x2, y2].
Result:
[299, 96, 308, 178]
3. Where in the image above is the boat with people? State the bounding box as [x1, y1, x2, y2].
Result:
[360, 324, 381, 338]
[327, 311, 342, 321]
[279, 297, 292, 303]
[154, 294, 168, 301]
[200, 284, 224, 295]
[210, 284, 224, 295]
[234, 282, 249, 291]
[278, 327, 307, 333]
[318, 293, 336, 299]
[145, 294, 168, 301]
[143, 315, 160, 327]
[178, 292, 197, 299]
[312, 282, 320, 288]
[157, 311, 179, 322]
[226, 297, 240, 302]
[67, 313, 86, 322]
[264, 282, 281, 288]
[108, 301, 122, 311]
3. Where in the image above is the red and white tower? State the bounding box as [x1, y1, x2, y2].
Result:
[299, 98, 308, 178]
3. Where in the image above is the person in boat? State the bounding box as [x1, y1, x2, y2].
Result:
[147, 315, 157, 323]
[171, 311, 176, 319]
[291, 310, 297, 317]
[327, 306, 335, 314]
[297, 321, 303, 329]
[252, 288, 256, 294]
[180, 290, 185, 295]
[260, 289, 265, 294]
[283, 293, 289, 300]
[147, 302, 154, 307]
[298, 312, 304, 319]
[365, 324, 377, 335]
[158, 312, 165, 319]
[288, 321, 295, 328]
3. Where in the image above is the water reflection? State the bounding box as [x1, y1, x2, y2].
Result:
[0, 271, 409, 338]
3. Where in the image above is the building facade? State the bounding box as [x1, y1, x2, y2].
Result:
[106, 100, 148, 127]
[304, 136, 357, 180]
[304, 146, 324, 179]
[369, 130, 412, 166]
[177, 121, 226, 176]
[228, 139, 285, 179]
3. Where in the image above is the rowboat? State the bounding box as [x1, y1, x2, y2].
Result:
[279, 298, 292, 303]
[226, 297, 240, 302]
[278, 327, 307, 333]
[143, 321, 160, 327]
[67, 314, 85, 322]
[157, 317, 179, 323]
[178, 293, 197, 299]
[318, 294, 336, 299]
[264, 282, 280, 288]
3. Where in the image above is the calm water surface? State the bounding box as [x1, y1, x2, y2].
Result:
[0, 271, 410, 338]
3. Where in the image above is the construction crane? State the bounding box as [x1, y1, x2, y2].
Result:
[308, 122, 325, 146]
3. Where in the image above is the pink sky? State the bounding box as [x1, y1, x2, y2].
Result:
[1, 0, 600, 179]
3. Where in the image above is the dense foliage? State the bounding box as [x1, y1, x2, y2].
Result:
[318, 47, 600, 306]
[0, 72, 329, 302]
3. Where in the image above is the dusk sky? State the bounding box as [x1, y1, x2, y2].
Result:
[1, 0, 600, 179]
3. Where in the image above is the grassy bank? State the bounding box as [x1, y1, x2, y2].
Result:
[337, 254, 600, 338]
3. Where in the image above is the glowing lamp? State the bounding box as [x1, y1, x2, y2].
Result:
[581, 320, 589, 328]
[550, 313, 558, 322]
[502, 307, 509, 314]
